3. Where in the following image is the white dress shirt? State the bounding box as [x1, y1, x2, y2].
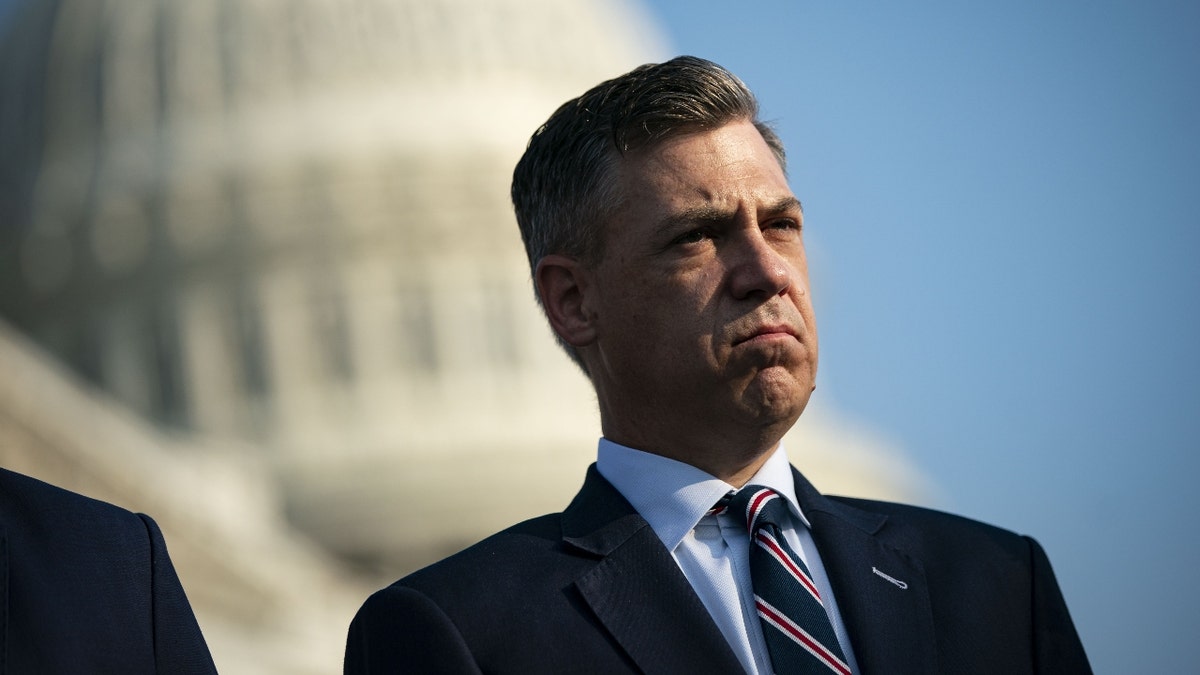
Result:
[596, 439, 860, 675]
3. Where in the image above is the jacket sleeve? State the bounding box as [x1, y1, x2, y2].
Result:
[345, 585, 484, 675]
[138, 514, 219, 675]
[1025, 536, 1092, 674]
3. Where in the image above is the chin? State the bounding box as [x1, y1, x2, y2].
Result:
[738, 367, 811, 426]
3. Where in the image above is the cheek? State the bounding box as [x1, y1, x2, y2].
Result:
[606, 268, 725, 353]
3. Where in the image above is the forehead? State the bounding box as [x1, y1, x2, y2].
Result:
[612, 120, 793, 215]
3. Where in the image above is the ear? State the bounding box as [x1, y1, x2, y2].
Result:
[535, 254, 597, 348]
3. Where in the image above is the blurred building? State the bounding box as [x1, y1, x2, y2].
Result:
[0, 0, 929, 672]
[0, 319, 364, 673]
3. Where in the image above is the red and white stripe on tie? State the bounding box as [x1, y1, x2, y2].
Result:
[756, 528, 823, 603]
[756, 597, 851, 675]
[730, 486, 851, 675]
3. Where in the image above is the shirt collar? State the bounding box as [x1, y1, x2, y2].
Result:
[596, 438, 810, 552]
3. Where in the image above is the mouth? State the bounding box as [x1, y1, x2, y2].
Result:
[733, 324, 801, 347]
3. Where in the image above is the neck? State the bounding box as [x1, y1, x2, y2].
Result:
[709, 451, 776, 487]
[602, 426, 782, 487]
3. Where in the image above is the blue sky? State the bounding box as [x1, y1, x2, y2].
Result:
[638, 1, 1199, 671]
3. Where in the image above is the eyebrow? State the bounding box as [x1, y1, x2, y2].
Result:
[658, 196, 804, 231]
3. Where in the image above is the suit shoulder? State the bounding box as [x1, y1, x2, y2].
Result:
[822, 496, 1090, 671]
[827, 495, 1035, 557]
[0, 468, 163, 590]
[363, 511, 580, 616]
[402, 512, 566, 583]
[0, 467, 147, 535]
[346, 513, 585, 674]
[830, 495, 1007, 527]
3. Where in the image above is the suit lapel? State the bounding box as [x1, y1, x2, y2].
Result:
[793, 468, 939, 675]
[562, 466, 744, 675]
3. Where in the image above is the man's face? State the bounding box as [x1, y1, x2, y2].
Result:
[580, 120, 817, 461]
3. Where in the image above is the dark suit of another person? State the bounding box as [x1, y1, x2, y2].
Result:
[0, 467, 217, 674]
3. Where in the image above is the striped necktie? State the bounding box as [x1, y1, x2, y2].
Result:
[730, 485, 851, 675]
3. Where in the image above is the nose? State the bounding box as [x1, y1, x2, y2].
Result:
[727, 229, 792, 300]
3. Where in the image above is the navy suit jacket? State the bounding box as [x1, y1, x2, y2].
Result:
[346, 465, 1091, 674]
[0, 468, 217, 674]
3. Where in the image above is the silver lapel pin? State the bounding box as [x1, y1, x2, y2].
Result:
[872, 566, 908, 589]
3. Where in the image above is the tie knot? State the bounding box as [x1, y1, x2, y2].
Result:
[729, 485, 790, 534]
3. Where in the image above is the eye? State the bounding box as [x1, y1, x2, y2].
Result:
[671, 228, 712, 246]
[764, 218, 802, 240]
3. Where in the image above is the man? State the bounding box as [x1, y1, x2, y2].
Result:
[345, 56, 1090, 674]
[0, 467, 218, 674]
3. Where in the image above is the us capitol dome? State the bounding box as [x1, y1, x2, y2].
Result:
[0, 0, 676, 572]
[0, 0, 929, 656]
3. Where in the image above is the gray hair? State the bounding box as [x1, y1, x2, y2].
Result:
[510, 55, 786, 372]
